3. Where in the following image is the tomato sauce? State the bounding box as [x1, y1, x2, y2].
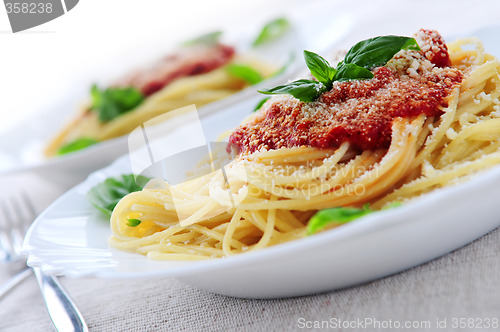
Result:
[116, 44, 235, 96]
[229, 30, 463, 154]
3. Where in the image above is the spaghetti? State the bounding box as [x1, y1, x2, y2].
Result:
[45, 43, 274, 156]
[109, 30, 500, 260]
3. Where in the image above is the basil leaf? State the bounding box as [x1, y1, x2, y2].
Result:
[259, 35, 420, 103]
[334, 62, 374, 82]
[183, 31, 222, 46]
[254, 97, 270, 112]
[258, 79, 326, 103]
[303, 50, 336, 88]
[307, 202, 403, 234]
[90, 85, 144, 123]
[127, 219, 142, 227]
[253, 17, 290, 47]
[344, 36, 420, 69]
[226, 64, 263, 85]
[86, 174, 150, 217]
[307, 206, 372, 235]
[57, 137, 98, 155]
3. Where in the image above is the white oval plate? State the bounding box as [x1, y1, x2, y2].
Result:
[21, 24, 500, 299]
[22, 151, 500, 299]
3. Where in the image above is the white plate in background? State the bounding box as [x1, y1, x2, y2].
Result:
[0, 10, 354, 188]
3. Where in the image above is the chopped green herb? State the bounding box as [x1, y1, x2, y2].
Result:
[57, 137, 98, 155]
[86, 174, 150, 217]
[127, 219, 142, 227]
[90, 84, 144, 123]
[226, 64, 263, 85]
[254, 97, 270, 112]
[183, 31, 223, 46]
[259, 35, 420, 102]
[253, 17, 290, 47]
[307, 202, 402, 235]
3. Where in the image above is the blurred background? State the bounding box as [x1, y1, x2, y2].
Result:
[2, 0, 500, 133]
[0, 0, 298, 132]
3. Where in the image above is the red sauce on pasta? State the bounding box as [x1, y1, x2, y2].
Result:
[116, 44, 235, 96]
[229, 30, 463, 153]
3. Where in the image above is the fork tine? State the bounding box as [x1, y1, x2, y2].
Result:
[9, 225, 26, 257]
[7, 196, 25, 257]
[12, 193, 36, 255]
[20, 192, 36, 221]
[0, 230, 13, 261]
[0, 193, 36, 262]
[0, 200, 16, 262]
[10, 193, 32, 226]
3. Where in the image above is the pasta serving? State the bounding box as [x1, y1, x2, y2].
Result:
[45, 41, 275, 157]
[108, 29, 500, 260]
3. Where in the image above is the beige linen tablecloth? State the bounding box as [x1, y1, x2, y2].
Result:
[1, 170, 499, 332]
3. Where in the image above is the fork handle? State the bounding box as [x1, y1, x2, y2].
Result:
[33, 267, 89, 332]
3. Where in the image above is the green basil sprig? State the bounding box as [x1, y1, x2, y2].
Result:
[90, 84, 144, 123]
[226, 64, 263, 85]
[303, 50, 337, 89]
[259, 78, 325, 103]
[307, 205, 373, 235]
[259, 35, 420, 102]
[307, 202, 402, 235]
[343, 35, 420, 69]
[86, 174, 150, 217]
[57, 137, 98, 155]
[253, 17, 290, 47]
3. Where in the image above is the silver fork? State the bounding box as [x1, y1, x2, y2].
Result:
[0, 192, 88, 332]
